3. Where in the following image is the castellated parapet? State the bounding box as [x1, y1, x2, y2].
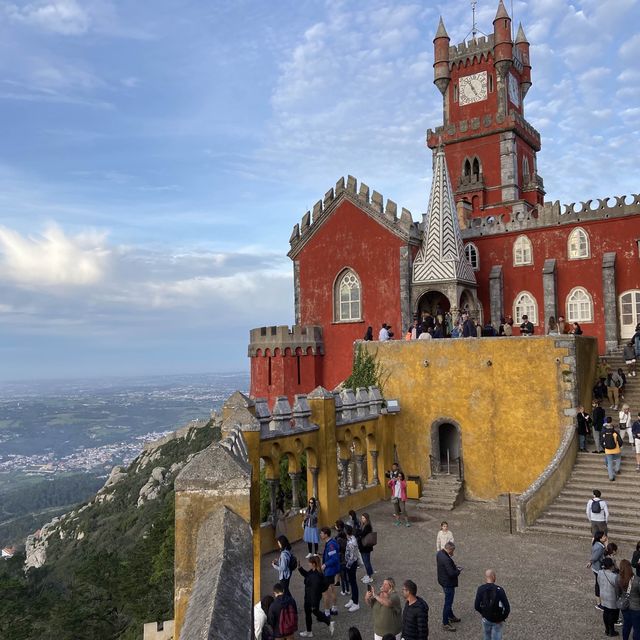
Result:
[448, 34, 495, 66]
[288, 175, 421, 258]
[462, 192, 640, 238]
[248, 324, 324, 357]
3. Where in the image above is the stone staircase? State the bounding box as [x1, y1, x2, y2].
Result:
[528, 350, 640, 543]
[418, 473, 464, 511]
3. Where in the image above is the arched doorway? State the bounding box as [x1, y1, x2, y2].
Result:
[430, 419, 463, 476]
[417, 291, 451, 321]
[620, 290, 640, 340]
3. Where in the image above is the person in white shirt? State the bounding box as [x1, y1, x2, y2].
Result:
[619, 404, 633, 444]
[586, 489, 609, 535]
[436, 521, 455, 551]
[378, 323, 390, 341]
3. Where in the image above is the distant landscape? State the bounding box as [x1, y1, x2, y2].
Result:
[0, 372, 249, 547]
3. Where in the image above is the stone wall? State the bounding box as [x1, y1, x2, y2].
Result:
[361, 335, 597, 499]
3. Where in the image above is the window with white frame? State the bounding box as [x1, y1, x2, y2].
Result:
[568, 227, 590, 259]
[513, 235, 533, 266]
[566, 287, 593, 322]
[335, 269, 361, 322]
[513, 291, 538, 325]
[464, 243, 479, 270]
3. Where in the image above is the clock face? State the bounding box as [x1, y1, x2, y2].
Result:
[508, 73, 520, 106]
[458, 72, 488, 106]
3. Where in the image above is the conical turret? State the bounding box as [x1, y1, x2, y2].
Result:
[433, 17, 451, 97]
[515, 23, 532, 98]
[493, 0, 513, 77]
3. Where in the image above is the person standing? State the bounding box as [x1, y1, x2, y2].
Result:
[254, 595, 274, 640]
[474, 569, 510, 640]
[619, 405, 633, 445]
[303, 497, 320, 558]
[576, 405, 591, 452]
[298, 555, 335, 638]
[592, 400, 606, 453]
[586, 489, 609, 535]
[343, 525, 360, 612]
[623, 341, 637, 378]
[364, 577, 402, 640]
[632, 412, 640, 472]
[590, 531, 608, 610]
[358, 513, 375, 584]
[320, 526, 340, 617]
[606, 371, 623, 410]
[388, 472, 410, 527]
[271, 535, 294, 596]
[267, 582, 298, 640]
[436, 521, 455, 552]
[378, 323, 390, 341]
[400, 580, 429, 640]
[619, 559, 640, 640]
[602, 419, 623, 481]
[597, 557, 620, 637]
[519, 314, 534, 335]
[436, 541, 462, 632]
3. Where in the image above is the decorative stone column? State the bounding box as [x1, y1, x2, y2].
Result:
[339, 458, 350, 496]
[369, 450, 380, 485]
[602, 252, 618, 353]
[308, 466, 319, 501]
[289, 471, 302, 510]
[489, 265, 503, 327]
[266, 478, 280, 525]
[542, 258, 557, 327]
[354, 454, 366, 490]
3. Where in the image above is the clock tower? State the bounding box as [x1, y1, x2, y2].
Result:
[427, 0, 545, 222]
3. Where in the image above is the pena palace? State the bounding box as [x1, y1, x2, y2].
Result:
[249, 1, 640, 408]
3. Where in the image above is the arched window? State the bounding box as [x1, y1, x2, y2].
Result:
[513, 291, 538, 325]
[513, 235, 533, 266]
[464, 243, 479, 270]
[472, 157, 480, 181]
[566, 287, 593, 322]
[463, 159, 471, 177]
[334, 269, 361, 322]
[568, 227, 590, 259]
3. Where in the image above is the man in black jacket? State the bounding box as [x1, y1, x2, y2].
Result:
[436, 542, 461, 632]
[401, 579, 429, 639]
[474, 569, 510, 638]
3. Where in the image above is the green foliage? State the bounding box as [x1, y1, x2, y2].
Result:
[0, 422, 220, 640]
[344, 344, 387, 393]
[259, 453, 307, 523]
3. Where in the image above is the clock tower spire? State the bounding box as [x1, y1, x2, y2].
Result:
[426, 1, 545, 222]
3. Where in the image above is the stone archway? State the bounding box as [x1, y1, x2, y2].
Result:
[417, 291, 451, 321]
[430, 418, 463, 475]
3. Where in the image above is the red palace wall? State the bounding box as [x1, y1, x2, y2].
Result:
[297, 199, 406, 390]
[472, 216, 640, 351]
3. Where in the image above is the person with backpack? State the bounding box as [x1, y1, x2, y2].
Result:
[271, 535, 296, 596]
[298, 555, 335, 637]
[268, 582, 298, 640]
[601, 419, 623, 481]
[358, 513, 376, 584]
[343, 524, 360, 612]
[474, 569, 510, 639]
[606, 371, 623, 411]
[586, 489, 609, 535]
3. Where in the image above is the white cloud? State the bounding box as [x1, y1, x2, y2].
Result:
[4, 0, 90, 35]
[0, 224, 110, 287]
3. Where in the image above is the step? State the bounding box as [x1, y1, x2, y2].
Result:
[527, 524, 640, 544]
[533, 516, 640, 537]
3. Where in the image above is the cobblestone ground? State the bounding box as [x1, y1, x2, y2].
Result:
[262, 498, 630, 639]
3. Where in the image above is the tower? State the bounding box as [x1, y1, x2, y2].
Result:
[426, 2, 545, 223]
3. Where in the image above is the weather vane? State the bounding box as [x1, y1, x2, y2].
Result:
[465, 1, 487, 41]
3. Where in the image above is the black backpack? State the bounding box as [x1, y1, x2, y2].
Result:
[603, 431, 617, 450]
[591, 499, 602, 514]
[479, 585, 506, 623]
[288, 552, 298, 572]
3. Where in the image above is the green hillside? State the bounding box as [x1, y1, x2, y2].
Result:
[0, 419, 221, 640]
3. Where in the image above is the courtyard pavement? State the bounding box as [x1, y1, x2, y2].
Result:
[261, 497, 629, 639]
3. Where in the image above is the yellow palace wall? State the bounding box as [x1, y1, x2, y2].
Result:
[361, 336, 596, 500]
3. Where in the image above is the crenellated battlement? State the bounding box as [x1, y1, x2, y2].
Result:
[248, 324, 324, 357]
[449, 35, 495, 66]
[462, 193, 640, 238]
[288, 175, 420, 258]
[427, 111, 541, 150]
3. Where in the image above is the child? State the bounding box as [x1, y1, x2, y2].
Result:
[436, 521, 455, 551]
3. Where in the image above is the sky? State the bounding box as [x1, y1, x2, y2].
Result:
[0, 0, 638, 381]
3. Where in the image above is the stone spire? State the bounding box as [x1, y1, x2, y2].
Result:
[494, 0, 510, 20]
[515, 22, 528, 44]
[412, 148, 476, 285]
[435, 16, 448, 39]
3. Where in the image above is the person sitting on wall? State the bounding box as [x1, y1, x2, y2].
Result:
[519, 315, 534, 335]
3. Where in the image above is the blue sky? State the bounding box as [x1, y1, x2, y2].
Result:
[0, 0, 638, 381]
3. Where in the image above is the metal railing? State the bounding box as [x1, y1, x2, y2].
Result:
[429, 451, 464, 481]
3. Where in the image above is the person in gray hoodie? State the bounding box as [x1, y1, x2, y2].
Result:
[597, 557, 620, 637]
